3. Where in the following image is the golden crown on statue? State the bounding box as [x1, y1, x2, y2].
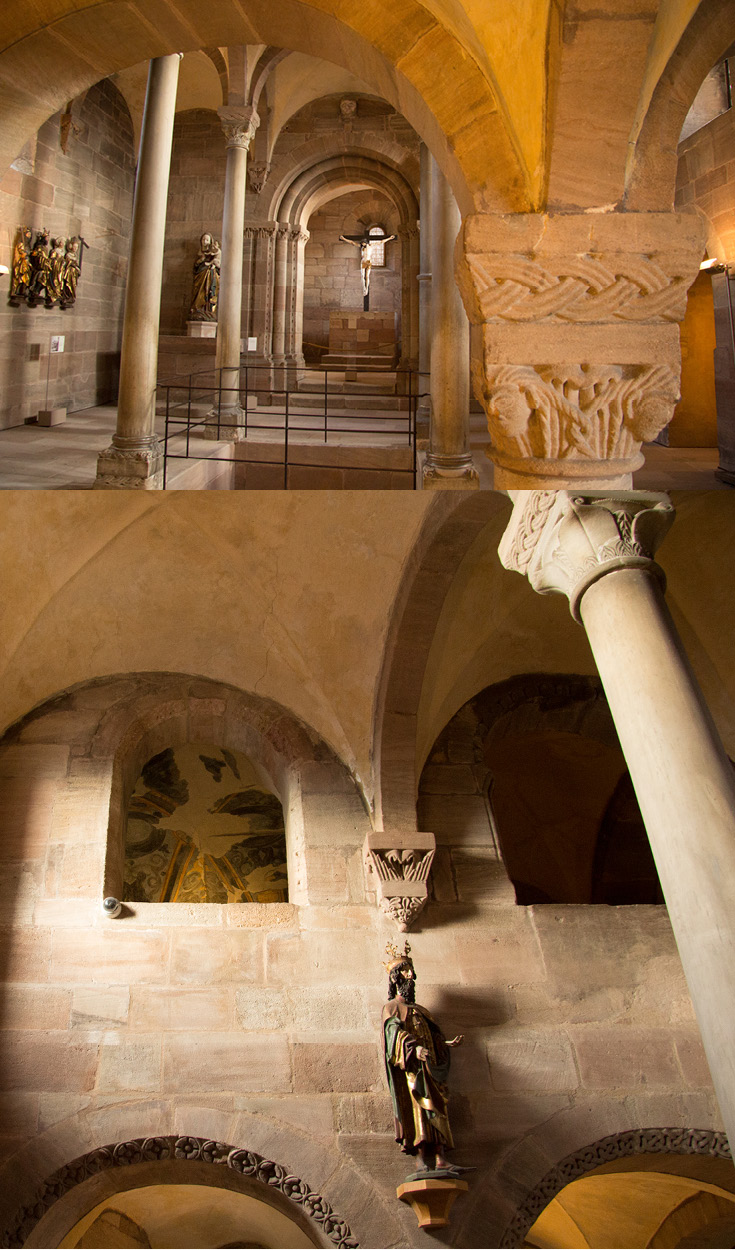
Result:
[383, 939, 413, 974]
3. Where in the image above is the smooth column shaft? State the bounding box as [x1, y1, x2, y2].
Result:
[115, 54, 180, 444]
[272, 226, 289, 362]
[216, 142, 248, 391]
[424, 156, 476, 486]
[580, 567, 735, 1147]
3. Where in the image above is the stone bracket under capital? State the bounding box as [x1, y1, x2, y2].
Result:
[363, 831, 435, 930]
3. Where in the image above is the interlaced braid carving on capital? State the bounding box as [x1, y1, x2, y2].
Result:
[477, 363, 680, 462]
[498, 1127, 731, 1248]
[502, 490, 556, 574]
[1, 1136, 359, 1248]
[466, 254, 692, 323]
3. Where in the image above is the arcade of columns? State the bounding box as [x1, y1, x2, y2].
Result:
[94, 53, 705, 491]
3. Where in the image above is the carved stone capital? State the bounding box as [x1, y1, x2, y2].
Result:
[290, 228, 310, 244]
[218, 105, 259, 150]
[457, 211, 705, 487]
[474, 361, 680, 486]
[498, 490, 675, 620]
[364, 831, 435, 930]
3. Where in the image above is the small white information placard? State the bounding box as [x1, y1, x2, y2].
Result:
[247, 337, 257, 352]
[50, 335, 65, 353]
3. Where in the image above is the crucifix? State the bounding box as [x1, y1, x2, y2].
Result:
[339, 228, 396, 310]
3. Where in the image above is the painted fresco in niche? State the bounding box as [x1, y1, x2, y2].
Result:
[123, 743, 287, 904]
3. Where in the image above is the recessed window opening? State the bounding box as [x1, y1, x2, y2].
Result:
[123, 742, 287, 903]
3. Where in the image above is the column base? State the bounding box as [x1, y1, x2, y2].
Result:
[94, 438, 163, 490]
[715, 467, 735, 487]
[422, 455, 479, 491]
[203, 406, 246, 442]
[489, 450, 642, 490]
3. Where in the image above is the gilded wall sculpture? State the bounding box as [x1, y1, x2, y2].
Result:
[8, 225, 85, 308]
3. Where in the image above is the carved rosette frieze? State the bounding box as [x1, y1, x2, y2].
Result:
[499, 1128, 731, 1248]
[456, 211, 705, 484]
[1, 1136, 358, 1248]
[364, 831, 435, 930]
[498, 490, 675, 620]
[474, 361, 681, 480]
[218, 105, 259, 151]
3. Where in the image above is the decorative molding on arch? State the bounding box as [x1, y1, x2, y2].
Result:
[499, 1127, 732, 1248]
[2, 1136, 358, 1249]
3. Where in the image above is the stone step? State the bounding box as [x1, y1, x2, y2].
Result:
[287, 394, 408, 412]
[298, 380, 397, 396]
[321, 353, 396, 370]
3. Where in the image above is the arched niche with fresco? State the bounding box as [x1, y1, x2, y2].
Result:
[123, 742, 288, 904]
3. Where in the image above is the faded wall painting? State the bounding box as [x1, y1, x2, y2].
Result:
[123, 743, 287, 904]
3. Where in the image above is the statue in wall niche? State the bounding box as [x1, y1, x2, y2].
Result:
[8, 226, 32, 305]
[190, 232, 221, 320]
[382, 941, 470, 1179]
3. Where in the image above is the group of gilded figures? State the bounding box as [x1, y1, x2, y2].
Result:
[9, 226, 84, 309]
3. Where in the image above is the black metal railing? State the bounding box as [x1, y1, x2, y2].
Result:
[158, 363, 425, 489]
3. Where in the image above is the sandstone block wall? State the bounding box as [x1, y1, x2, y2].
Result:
[0, 675, 721, 1247]
[0, 80, 134, 430]
[676, 105, 735, 264]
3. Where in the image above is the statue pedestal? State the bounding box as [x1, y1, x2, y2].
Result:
[187, 320, 217, 339]
[396, 1177, 468, 1229]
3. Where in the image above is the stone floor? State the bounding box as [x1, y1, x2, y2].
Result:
[0, 402, 729, 491]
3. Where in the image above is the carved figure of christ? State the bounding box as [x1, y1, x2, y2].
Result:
[339, 232, 396, 306]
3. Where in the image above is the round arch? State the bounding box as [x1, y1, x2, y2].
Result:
[371, 492, 510, 830]
[625, 0, 735, 210]
[0, 0, 531, 215]
[2, 1132, 360, 1249]
[498, 1127, 732, 1248]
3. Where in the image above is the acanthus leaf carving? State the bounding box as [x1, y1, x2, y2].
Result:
[499, 490, 675, 621]
[476, 362, 680, 471]
[364, 832, 435, 931]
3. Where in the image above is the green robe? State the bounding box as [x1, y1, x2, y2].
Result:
[382, 999, 454, 1154]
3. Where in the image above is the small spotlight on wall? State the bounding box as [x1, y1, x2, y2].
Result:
[102, 896, 122, 918]
[700, 257, 727, 273]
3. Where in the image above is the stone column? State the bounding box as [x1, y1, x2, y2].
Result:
[94, 53, 181, 489]
[422, 156, 478, 490]
[499, 490, 735, 1149]
[205, 105, 258, 441]
[286, 228, 309, 381]
[271, 224, 290, 388]
[456, 212, 705, 488]
[417, 143, 433, 441]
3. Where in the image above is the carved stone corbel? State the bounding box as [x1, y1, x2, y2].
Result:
[364, 831, 435, 930]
